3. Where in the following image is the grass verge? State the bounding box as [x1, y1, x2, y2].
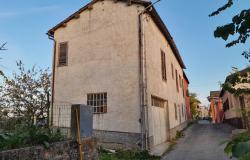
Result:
[99, 148, 161, 160]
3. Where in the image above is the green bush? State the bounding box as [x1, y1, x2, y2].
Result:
[224, 132, 250, 159]
[176, 130, 185, 139]
[239, 152, 250, 160]
[99, 149, 160, 160]
[0, 124, 65, 151]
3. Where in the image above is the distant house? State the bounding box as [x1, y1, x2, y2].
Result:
[183, 72, 191, 121]
[208, 91, 224, 123]
[220, 67, 250, 129]
[197, 106, 209, 119]
[47, 0, 188, 152]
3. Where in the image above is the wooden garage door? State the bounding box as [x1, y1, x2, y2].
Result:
[151, 96, 169, 146]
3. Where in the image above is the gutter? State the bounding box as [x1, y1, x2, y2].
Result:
[47, 33, 56, 126]
[138, 12, 148, 150]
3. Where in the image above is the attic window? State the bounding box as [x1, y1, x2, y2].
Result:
[58, 42, 68, 66]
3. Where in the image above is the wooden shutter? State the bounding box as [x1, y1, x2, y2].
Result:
[58, 42, 68, 66]
[176, 69, 179, 92]
[161, 51, 167, 81]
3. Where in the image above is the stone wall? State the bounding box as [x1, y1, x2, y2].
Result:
[169, 121, 188, 140]
[93, 130, 141, 150]
[0, 138, 98, 160]
[224, 117, 243, 129]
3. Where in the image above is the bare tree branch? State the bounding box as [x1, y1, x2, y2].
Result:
[0, 42, 7, 50]
[209, 0, 234, 17]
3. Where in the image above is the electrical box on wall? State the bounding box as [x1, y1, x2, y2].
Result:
[71, 104, 93, 139]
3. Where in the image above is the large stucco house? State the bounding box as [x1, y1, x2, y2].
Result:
[220, 67, 250, 129]
[47, 0, 188, 152]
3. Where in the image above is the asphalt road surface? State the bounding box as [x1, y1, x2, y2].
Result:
[162, 120, 235, 160]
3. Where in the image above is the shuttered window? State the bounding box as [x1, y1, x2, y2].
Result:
[182, 104, 184, 117]
[171, 63, 174, 79]
[179, 75, 182, 88]
[161, 51, 167, 81]
[175, 70, 179, 92]
[58, 42, 68, 66]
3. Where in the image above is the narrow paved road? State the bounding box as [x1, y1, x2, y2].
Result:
[162, 120, 235, 160]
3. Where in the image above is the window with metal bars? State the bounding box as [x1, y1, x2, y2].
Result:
[161, 51, 167, 81]
[58, 42, 68, 66]
[87, 92, 107, 114]
[151, 96, 165, 108]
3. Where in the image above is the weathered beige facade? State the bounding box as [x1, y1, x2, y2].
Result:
[220, 67, 250, 129]
[48, 0, 187, 151]
[143, 12, 187, 143]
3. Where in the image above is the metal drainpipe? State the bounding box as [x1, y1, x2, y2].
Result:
[138, 1, 161, 151]
[139, 11, 149, 151]
[47, 33, 56, 127]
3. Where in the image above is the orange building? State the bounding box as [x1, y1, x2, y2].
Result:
[183, 72, 191, 121]
[208, 91, 224, 123]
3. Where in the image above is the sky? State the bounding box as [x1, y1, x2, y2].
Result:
[0, 0, 250, 106]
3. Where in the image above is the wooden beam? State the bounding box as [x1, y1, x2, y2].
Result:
[74, 14, 80, 19]
[87, 4, 93, 10]
[62, 23, 67, 27]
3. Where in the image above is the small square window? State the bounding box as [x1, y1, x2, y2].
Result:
[87, 92, 107, 114]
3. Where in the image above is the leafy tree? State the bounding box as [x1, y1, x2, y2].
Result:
[210, 0, 250, 61]
[221, 67, 250, 95]
[0, 42, 7, 76]
[189, 93, 201, 119]
[0, 61, 51, 124]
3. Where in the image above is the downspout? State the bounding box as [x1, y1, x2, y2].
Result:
[47, 33, 56, 127]
[139, 9, 149, 151]
[138, 1, 161, 150]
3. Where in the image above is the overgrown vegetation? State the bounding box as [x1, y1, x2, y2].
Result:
[0, 61, 51, 125]
[224, 132, 250, 159]
[0, 58, 62, 152]
[175, 130, 185, 139]
[0, 123, 65, 151]
[189, 93, 201, 119]
[99, 149, 160, 160]
[221, 67, 250, 95]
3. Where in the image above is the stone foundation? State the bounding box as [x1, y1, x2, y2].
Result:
[93, 130, 141, 150]
[169, 121, 188, 140]
[224, 118, 243, 129]
[0, 138, 98, 160]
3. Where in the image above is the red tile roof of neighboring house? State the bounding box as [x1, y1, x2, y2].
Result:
[47, 0, 186, 69]
[210, 91, 221, 98]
